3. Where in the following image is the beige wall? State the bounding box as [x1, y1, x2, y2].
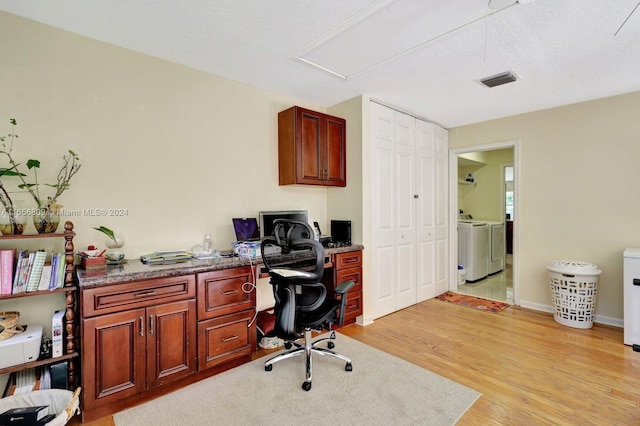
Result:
[458, 148, 513, 221]
[0, 9, 355, 362]
[450, 91, 640, 322]
[0, 12, 334, 258]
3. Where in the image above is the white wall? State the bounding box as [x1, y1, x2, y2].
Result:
[450, 91, 640, 323]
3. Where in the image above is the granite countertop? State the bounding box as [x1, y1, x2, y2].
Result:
[76, 244, 364, 288]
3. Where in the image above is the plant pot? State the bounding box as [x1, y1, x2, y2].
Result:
[0, 206, 27, 235]
[33, 207, 60, 233]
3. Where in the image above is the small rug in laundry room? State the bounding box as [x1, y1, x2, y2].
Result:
[436, 291, 510, 313]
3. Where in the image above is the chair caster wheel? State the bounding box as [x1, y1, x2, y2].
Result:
[327, 341, 335, 349]
[265, 364, 273, 372]
[345, 362, 352, 372]
[302, 381, 312, 391]
[284, 342, 292, 349]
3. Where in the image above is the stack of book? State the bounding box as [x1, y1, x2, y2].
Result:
[140, 250, 192, 265]
[0, 249, 67, 296]
[2, 362, 68, 397]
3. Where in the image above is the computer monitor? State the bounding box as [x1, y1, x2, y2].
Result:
[259, 210, 309, 239]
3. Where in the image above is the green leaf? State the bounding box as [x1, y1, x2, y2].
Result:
[17, 183, 37, 189]
[94, 226, 116, 243]
[0, 168, 25, 177]
[26, 159, 40, 169]
[9, 119, 16, 125]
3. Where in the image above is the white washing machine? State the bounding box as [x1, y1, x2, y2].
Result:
[624, 248, 640, 347]
[458, 221, 489, 282]
[487, 221, 505, 275]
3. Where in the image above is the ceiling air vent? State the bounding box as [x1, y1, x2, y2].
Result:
[479, 71, 518, 88]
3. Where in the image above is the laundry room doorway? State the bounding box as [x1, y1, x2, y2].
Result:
[449, 141, 519, 305]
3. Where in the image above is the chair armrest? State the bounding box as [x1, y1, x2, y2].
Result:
[335, 280, 355, 294]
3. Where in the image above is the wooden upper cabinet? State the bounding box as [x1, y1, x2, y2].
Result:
[278, 106, 346, 187]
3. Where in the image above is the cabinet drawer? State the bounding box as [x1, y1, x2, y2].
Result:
[197, 268, 255, 321]
[198, 310, 256, 371]
[342, 290, 362, 324]
[335, 267, 362, 293]
[82, 275, 196, 317]
[334, 251, 362, 270]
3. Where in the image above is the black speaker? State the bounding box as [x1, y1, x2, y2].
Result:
[330, 220, 351, 246]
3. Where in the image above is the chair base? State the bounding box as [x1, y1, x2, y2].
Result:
[264, 329, 352, 391]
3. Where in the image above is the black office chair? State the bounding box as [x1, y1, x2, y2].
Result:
[261, 219, 354, 391]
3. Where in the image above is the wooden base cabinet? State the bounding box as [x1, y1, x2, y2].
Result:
[333, 250, 363, 325]
[81, 275, 197, 413]
[197, 268, 256, 371]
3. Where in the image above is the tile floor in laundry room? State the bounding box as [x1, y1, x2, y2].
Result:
[457, 254, 513, 304]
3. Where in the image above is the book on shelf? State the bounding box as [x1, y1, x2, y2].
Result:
[36, 264, 53, 292]
[0, 249, 13, 296]
[57, 253, 66, 288]
[47, 253, 65, 290]
[11, 250, 28, 294]
[26, 251, 47, 292]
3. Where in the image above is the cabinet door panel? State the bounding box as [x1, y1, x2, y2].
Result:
[325, 117, 346, 186]
[297, 109, 323, 183]
[147, 300, 196, 389]
[82, 308, 146, 407]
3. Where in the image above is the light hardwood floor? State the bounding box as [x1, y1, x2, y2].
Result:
[73, 299, 640, 425]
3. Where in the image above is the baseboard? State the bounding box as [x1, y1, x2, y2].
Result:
[517, 300, 623, 328]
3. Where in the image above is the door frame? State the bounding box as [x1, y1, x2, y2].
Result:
[448, 140, 520, 305]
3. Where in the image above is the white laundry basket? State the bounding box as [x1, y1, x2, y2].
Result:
[547, 260, 602, 329]
[0, 388, 80, 426]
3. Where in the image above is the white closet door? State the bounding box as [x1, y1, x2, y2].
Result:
[394, 111, 417, 310]
[369, 102, 448, 319]
[370, 102, 397, 318]
[415, 119, 436, 302]
[435, 125, 449, 294]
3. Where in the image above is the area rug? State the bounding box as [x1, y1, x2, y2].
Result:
[436, 291, 510, 313]
[114, 333, 480, 426]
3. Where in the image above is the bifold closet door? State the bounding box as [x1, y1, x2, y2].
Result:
[370, 102, 448, 319]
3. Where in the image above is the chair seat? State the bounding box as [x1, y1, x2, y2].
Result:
[269, 268, 320, 283]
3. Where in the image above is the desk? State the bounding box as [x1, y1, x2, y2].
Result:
[76, 244, 363, 422]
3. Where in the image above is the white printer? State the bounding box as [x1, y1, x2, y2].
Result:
[0, 324, 43, 369]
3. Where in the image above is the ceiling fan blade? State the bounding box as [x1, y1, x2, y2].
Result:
[614, 1, 640, 36]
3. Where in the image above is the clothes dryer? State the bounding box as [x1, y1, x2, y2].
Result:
[458, 221, 489, 282]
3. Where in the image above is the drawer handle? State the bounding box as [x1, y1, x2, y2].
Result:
[347, 304, 357, 310]
[221, 335, 238, 343]
[135, 290, 157, 298]
[221, 289, 238, 296]
[149, 315, 154, 335]
[343, 258, 358, 264]
[139, 316, 144, 336]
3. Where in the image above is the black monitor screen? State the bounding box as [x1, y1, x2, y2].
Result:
[259, 210, 309, 239]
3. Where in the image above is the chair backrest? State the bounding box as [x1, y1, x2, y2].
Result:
[260, 219, 327, 339]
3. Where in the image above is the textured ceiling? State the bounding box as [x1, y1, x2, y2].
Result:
[1, 0, 639, 127]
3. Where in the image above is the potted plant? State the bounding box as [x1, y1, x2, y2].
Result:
[0, 118, 81, 233]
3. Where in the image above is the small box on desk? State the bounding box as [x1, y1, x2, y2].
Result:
[80, 256, 106, 270]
